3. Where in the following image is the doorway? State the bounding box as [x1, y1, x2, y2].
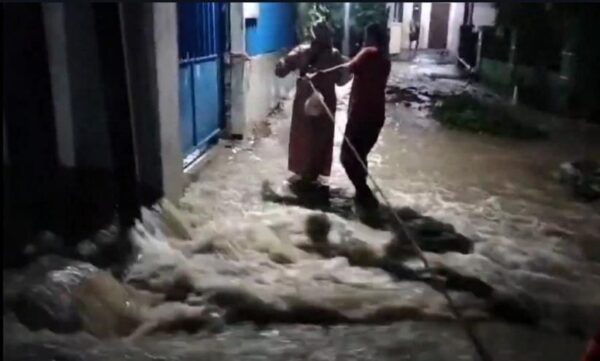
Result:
[428, 2, 450, 49]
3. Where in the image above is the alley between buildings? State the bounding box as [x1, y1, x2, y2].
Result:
[4, 55, 600, 361]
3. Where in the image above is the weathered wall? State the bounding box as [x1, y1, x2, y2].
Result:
[388, 22, 403, 54]
[419, 3, 432, 49]
[473, 3, 496, 28]
[228, 3, 296, 139]
[228, 2, 247, 137]
[447, 3, 465, 56]
[153, 3, 183, 202]
[120, 3, 183, 204]
[244, 51, 296, 135]
[388, 2, 432, 51]
[244, 3, 296, 56]
[120, 3, 162, 203]
[401, 3, 414, 50]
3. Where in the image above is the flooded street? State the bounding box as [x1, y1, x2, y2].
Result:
[5, 58, 600, 360]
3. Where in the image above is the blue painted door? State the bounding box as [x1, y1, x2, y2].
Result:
[177, 2, 224, 164]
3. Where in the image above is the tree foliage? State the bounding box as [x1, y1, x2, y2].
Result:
[296, 2, 388, 55]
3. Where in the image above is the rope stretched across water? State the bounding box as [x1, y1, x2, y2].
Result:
[305, 77, 493, 361]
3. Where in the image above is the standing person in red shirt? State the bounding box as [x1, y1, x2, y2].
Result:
[310, 23, 391, 211]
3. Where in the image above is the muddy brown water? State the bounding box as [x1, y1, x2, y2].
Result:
[4, 61, 600, 360]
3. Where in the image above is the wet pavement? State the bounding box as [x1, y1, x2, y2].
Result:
[4, 54, 600, 360]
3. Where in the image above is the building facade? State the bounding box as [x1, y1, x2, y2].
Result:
[387, 2, 496, 56]
[3, 2, 298, 264]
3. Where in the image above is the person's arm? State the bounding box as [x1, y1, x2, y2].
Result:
[275, 45, 307, 78]
[311, 62, 350, 77]
[225, 51, 251, 66]
[231, 52, 251, 61]
[336, 54, 353, 86]
[308, 48, 372, 79]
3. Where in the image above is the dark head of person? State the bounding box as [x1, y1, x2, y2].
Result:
[306, 21, 334, 69]
[311, 21, 334, 51]
[364, 23, 389, 56]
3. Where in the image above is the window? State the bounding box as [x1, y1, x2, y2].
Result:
[393, 3, 404, 23]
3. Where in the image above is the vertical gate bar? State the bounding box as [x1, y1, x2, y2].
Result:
[190, 4, 198, 145]
[213, 2, 218, 54]
[204, 4, 209, 56]
[200, 3, 208, 56]
[218, 3, 226, 129]
[191, 4, 197, 58]
[209, 2, 215, 55]
[194, 4, 203, 56]
[207, 3, 212, 55]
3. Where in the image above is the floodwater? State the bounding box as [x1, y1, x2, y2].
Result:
[4, 57, 600, 360]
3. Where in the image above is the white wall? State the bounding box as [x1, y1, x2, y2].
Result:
[391, 2, 483, 54]
[228, 3, 296, 139]
[389, 2, 434, 51]
[228, 3, 246, 137]
[389, 23, 403, 54]
[244, 51, 296, 134]
[153, 3, 183, 202]
[401, 3, 414, 49]
[419, 2, 432, 49]
[446, 3, 465, 56]
[473, 3, 496, 27]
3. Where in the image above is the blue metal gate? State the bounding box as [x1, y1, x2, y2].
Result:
[177, 2, 224, 164]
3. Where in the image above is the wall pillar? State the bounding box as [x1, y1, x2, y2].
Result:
[228, 2, 247, 138]
[120, 3, 183, 204]
[153, 3, 183, 202]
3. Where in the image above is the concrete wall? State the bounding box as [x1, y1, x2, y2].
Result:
[228, 3, 296, 139]
[243, 51, 296, 134]
[120, 3, 162, 202]
[153, 3, 183, 202]
[389, 23, 403, 54]
[228, 3, 247, 137]
[42, 3, 113, 170]
[401, 3, 414, 49]
[120, 3, 183, 203]
[389, 2, 477, 55]
[446, 3, 465, 56]
[244, 3, 296, 56]
[387, 2, 434, 50]
[419, 3, 432, 49]
[473, 3, 496, 28]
